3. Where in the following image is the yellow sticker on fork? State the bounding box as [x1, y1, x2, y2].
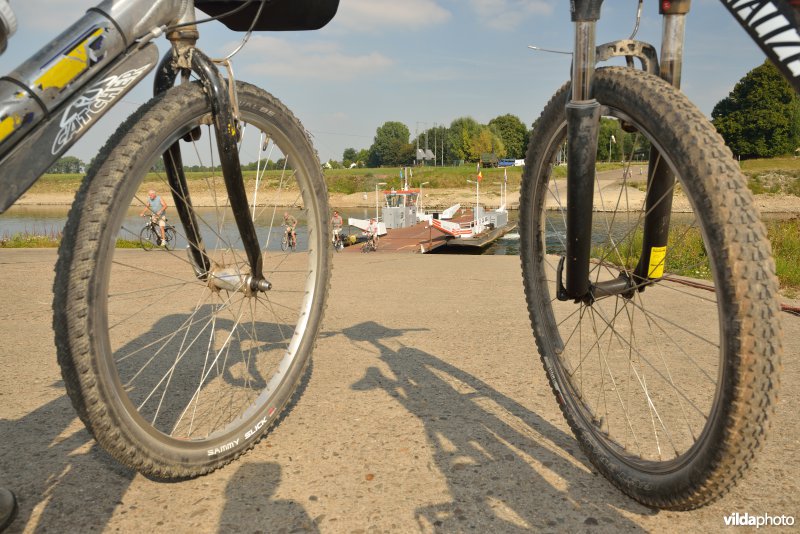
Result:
[648, 246, 667, 278]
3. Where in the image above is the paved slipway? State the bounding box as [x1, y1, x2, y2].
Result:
[0, 249, 798, 533]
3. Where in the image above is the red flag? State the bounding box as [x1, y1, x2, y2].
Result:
[477, 171, 483, 182]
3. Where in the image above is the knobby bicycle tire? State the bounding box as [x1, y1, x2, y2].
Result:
[519, 67, 782, 510]
[53, 81, 331, 479]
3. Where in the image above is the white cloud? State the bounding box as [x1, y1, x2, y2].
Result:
[469, 0, 553, 29]
[334, 0, 451, 31]
[235, 35, 393, 80]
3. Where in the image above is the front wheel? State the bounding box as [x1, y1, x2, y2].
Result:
[163, 226, 176, 251]
[139, 225, 156, 251]
[54, 81, 331, 479]
[520, 67, 782, 510]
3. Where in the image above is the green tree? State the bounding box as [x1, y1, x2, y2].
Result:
[471, 126, 505, 160]
[447, 117, 481, 163]
[368, 121, 413, 167]
[488, 114, 527, 159]
[342, 148, 358, 167]
[712, 60, 800, 159]
[356, 149, 370, 167]
[48, 156, 84, 174]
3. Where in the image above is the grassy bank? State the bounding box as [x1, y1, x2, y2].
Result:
[27, 158, 800, 197]
[591, 217, 800, 296]
[1, 231, 140, 249]
[740, 157, 800, 196]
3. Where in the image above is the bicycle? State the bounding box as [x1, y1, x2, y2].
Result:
[139, 215, 176, 251]
[361, 233, 378, 253]
[281, 225, 297, 252]
[0, 0, 337, 479]
[332, 230, 345, 252]
[520, 0, 788, 510]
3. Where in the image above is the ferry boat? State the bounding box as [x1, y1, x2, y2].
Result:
[345, 169, 515, 253]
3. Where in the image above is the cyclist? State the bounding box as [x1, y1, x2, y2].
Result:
[331, 210, 343, 246]
[139, 189, 168, 246]
[365, 218, 379, 250]
[283, 212, 297, 248]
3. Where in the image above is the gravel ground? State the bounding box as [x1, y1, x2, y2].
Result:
[0, 249, 798, 533]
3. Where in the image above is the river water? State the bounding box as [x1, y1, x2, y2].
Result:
[0, 205, 526, 255]
[8, 205, 773, 256]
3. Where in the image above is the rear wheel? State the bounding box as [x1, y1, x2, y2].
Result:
[54, 81, 331, 479]
[520, 67, 782, 509]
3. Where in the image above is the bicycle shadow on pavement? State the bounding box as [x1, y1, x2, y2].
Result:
[219, 462, 318, 533]
[344, 321, 654, 531]
[112, 306, 295, 435]
[0, 389, 135, 533]
[1, 308, 297, 533]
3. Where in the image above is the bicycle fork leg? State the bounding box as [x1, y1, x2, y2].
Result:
[562, 100, 601, 301]
[154, 53, 212, 279]
[560, 13, 602, 302]
[163, 143, 212, 277]
[632, 149, 674, 283]
[633, 8, 689, 287]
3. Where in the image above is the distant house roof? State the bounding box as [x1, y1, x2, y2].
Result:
[416, 149, 435, 161]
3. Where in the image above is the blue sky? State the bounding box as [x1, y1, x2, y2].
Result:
[1, 0, 767, 165]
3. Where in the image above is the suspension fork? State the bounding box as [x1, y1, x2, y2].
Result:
[154, 17, 266, 290]
[559, 0, 691, 301]
[632, 0, 690, 284]
[560, 0, 603, 301]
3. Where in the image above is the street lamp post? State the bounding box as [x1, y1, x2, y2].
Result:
[608, 134, 616, 163]
[418, 181, 429, 213]
[466, 179, 480, 223]
[375, 182, 387, 221]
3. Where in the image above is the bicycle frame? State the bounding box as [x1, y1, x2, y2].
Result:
[560, 0, 800, 301]
[0, 1, 183, 210]
[0, 0, 268, 289]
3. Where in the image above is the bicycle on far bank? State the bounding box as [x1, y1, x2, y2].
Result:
[332, 230, 345, 252]
[361, 233, 377, 253]
[139, 215, 176, 250]
[282, 225, 297, 251]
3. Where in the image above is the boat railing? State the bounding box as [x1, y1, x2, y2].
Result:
[458, 213, 502, 233]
